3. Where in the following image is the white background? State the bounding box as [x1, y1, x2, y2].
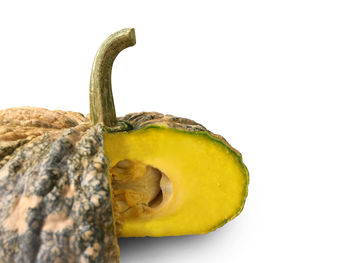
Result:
[1, 1, 350, 262]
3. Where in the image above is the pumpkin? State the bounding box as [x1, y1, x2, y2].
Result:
[0, 28, 248, 262]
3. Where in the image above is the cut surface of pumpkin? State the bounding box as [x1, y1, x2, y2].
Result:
[104, 125, 248, 237]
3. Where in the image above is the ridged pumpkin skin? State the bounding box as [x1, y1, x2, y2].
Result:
[0, 107, 118, 262]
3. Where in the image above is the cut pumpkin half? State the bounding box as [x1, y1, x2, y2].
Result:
[104, 115, 248, 237]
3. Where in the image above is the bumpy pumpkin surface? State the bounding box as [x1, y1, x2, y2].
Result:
[0, 28, 249, 262]
[0, 107, 118, 262]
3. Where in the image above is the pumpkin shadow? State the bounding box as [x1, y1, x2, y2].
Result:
[118, 227, 227, 262]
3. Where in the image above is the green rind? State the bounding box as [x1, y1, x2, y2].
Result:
[107, 123, 249, 234]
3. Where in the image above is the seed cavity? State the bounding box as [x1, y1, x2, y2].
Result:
[110, 159, 172, 226]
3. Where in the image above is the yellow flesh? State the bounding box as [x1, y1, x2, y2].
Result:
[104, 127, 247, 237]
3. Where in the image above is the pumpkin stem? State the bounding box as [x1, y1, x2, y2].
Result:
[89, 28, 136, 126]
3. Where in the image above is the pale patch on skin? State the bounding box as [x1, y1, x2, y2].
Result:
[3, 195, 42, 235]
[82, 230, 93, 241]
[79, 256, 88, 263]
[62, 184, 76, 198]
[93, 162, 104, 172]
[90, 195, 100, 207]
[85, 171, 96, 183]
[0, 167, 7, 180]
[42, 211, 74, 232]
[84, 242, 102, 259]
[90, 179, 100, 187]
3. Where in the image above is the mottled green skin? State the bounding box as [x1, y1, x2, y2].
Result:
[119, 112, 207, 132]
[0, 118, 118, 262]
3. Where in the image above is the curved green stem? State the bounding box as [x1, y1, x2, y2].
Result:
[89, 28, 136, 126]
